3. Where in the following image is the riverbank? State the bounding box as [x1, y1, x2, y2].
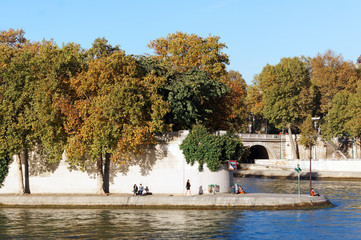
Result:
[236, 169, 361, 180]
[238, 163, 361, 180]
[0, 193, 332, 210]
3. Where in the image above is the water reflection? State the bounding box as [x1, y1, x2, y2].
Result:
[0, 179, 360, 239]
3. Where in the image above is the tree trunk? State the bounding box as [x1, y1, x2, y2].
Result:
[287, 124, 299, 159]
[23, 149, 30, 194]
[96, 154, 105, 195]
[16, 154, 25, 195]
[103, 153, 110, 194]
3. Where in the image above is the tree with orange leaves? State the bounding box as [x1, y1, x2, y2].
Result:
[64, 39, 170, 194]
[148, 32, 229, 79]
[215, 70, 248, 132]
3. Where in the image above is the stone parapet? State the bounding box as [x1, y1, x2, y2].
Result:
[0, 193, 332, 210]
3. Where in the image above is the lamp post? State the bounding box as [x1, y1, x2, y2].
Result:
[295, 164, 302, 196]
[310, 117, 320, 194]
[279, 132, 282, 159]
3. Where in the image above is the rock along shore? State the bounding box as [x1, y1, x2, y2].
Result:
[0, 193, 333, 210]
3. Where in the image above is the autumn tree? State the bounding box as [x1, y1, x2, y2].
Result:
[148, 31, 229, 79]
[212, 70, 248, 132]
[245, 76, 267, 133]
[64, 40, 170, 194]
[258, 57, 314, 159]
[308, 50, 358, 117]
[148, 32, 234, 131]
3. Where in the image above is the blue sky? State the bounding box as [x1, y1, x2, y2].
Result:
[2, 0, 360, 84]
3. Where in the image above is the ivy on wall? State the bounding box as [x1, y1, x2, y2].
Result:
[180, 125, 244, 171]
[0, 155, 10, 187]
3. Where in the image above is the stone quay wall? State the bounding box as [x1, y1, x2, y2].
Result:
[0, 131, 232, 195]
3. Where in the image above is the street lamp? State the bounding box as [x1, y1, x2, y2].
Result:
[311, 117, 320, 160]
[310, 117, 320, 194]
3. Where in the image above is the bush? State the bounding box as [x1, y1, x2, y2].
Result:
[180, 125, 244, 171]
[0, 155, 10, 187]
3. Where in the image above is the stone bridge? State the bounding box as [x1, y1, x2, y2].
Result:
[237, 133, 360, 161]
[238, 134, 285, 162]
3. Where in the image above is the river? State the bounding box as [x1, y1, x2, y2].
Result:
[0, 178, 360, 239]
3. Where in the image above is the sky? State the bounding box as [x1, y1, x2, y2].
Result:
[2, 0, 361, 84]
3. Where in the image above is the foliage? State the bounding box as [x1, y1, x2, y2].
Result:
[0, 154, 10, 187]
[148, 31, 229, 78]
[165, 69, 228, 131]
[321, 92, 350, 140]
[64, 47, 170, 168]
[179, 125, 243, 171]
[213, 70, 248, 132]
[298, 115, 317, 148]
[0, 30, 38, 159]
[345, 86, 361, 138]
[258, 57, 314, 129]
[308, 50, 358, 117]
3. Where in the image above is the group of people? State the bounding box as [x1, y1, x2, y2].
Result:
[231, 183, 245, 194]
[133, 184, 150, 196]
[134, 180, 320, 196]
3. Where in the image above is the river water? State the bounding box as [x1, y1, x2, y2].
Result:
[0, 178, 360, 239]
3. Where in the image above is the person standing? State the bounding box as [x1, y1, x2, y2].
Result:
[185, 179, 191, 196]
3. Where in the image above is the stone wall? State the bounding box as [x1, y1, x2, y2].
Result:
[254, 159, 361, 172]
[0, 131, 232, 195]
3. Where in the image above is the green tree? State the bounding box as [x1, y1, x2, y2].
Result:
[0, 29, 84, 194]
[165, 69, 228, 130]
[180, 125, 243, 171]
[0, 155, 10, 187]
[345, 86, 361, 138]
[258, 57, 314, 159]
[321, 92, 350, 140]
[0, 30, 38, 194]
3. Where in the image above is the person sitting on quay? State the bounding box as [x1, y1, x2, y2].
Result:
[133, 184, 138, 196]
[138, 184, 144, 195]
[144, 186, 151, 195]
[238, 185, 245, 194]
[310, 188, 320, 196]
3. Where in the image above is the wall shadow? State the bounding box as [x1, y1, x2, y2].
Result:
[24, 148, 61, 176]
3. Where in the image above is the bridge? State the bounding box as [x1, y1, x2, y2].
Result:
[237, 133, 357, 161]
[238, 134, 285, 162]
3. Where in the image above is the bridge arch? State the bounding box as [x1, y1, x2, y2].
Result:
[248, 145, 269, 162]
[242, 142, 277, 163]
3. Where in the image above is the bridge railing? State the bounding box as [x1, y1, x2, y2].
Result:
[237, 134, 281, 139]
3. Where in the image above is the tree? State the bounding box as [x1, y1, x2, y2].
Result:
[0, 29, 38, 194]
[148, 31, 229, 78]
[258, 57, 314, 159]
[321, 92, 350, 140]
[213, 70, 248, 132]
[0, 155, 10, 187]
[165, 68, 228, 130]
[0, 29, 84, 194]
[180, 125, 244, 171]
[345, 86, 361, 138]
[64, 44, 170, 194]
[245, 76, 267, 133]
[308, 50, 358, 117]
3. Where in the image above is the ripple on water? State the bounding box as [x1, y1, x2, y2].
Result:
[0, 179, 361, 239]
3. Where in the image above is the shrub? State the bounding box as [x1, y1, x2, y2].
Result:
[0, 155, 10, 187]
[180, 125, 244, 171]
